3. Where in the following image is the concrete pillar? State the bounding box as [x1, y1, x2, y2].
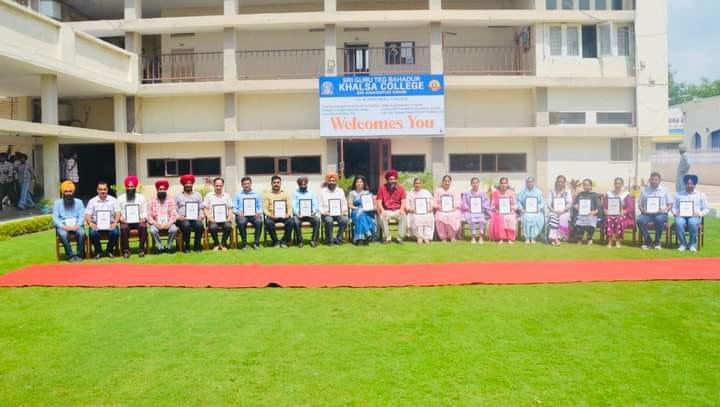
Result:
[535, 87, 549, 127]
[223, 28, 238, 82]
[58, 25, 75, 63]
[326, 139, 338, 175]
[127, 144, 137, 176]
[224, 0, 239, 15]
[40, 75, 58, 125]
[115, 142, 129, 183]
[324, 24, 337, 76]
[124, 0, 142, 20]
[224, 141, 238, 196]
[42, 138, 60, 200]
[431, 137, 445, 184]
[113, 95, 128, 133]
[224, 93, 237, 133]
[534, 137, 549, 190]
[429, 0, 442, 10]
[324, 0, 336, 12]
[124, 32, 142, 54]
[430, 22, 443, 74]
[533, 24, 543, 76]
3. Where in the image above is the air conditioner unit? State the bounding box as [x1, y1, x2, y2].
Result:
[38, 0, 62, 20]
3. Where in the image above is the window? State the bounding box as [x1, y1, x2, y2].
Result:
[582, 25, 598, 58]
[549, 112, 586, 125]
[549, 26, 563, 56]
[610, 138, 633, 161]
[566, 26, 580, 56]
[597, 112, 634, 125]
[562, 0, 573, 9]
[291, 156, 321, 174]
[546, 0, 557, 9]
[385, 42, 415, 65]
[595, 0, 607, 10]
[579, 0, 590, 9]
[712, 130, 720, 150]
[612, 0, 622, 10]
[392, 155, 425, 172]
[655, 143, 680, 152]
[481, 154, 497, 172]
[617, 25, 631, 56]
[148, 159, 165, 177]
[692, 133, 702, 150]
[147, 158, 221, 177]
[245, 156, 321, 175]
[496, 154, 527, 172]
[449, 154, 480, 172]
[246, 157, 275, 175]
[192, 158, 221, 176]
[598, 23, 612, 56]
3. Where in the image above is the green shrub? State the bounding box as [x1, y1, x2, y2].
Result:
[0, 215, 53, 241]
[399, 171, 435, 191]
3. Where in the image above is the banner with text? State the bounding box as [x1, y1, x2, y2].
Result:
[319, 74, 445, 137]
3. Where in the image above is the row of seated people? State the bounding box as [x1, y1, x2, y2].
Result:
[53, 170, 709, 262]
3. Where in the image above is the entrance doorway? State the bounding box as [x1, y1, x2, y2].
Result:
[340, 139, 391, 193]
[60, 144, 116, 202]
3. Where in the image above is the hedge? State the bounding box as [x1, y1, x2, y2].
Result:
[0, 215, 54, 241]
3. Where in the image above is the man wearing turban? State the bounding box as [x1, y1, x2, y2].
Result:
[672, 174, 709, 253]
[175, 174, 205, 252]
[376, 170, 407, 244]
[148, 179, 178, 253]
[116, 175, 148, 258]
[52, 180, 85, 261]
[319, 172, 349, 245]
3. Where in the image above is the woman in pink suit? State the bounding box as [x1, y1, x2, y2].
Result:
[433, 175, 463, 242]
[489, 177, 518, 244]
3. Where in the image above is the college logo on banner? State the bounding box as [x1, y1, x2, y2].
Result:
[319, 74, 445, 137]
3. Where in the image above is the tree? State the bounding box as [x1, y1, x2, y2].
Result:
[669, 66, 720, 105]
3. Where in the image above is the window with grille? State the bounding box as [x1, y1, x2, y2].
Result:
[549, 112, 586, 125]
[549, 26, 563, 56]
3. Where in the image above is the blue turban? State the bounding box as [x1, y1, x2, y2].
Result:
[683, 174, 698, 185]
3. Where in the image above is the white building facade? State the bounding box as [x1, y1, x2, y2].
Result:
[0, 0, 668, 200]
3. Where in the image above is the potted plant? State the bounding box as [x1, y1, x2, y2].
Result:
[38, 198, 53, 214]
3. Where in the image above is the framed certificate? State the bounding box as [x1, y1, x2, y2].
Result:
[606, 197, 621, 216]
[243, 198, 256, 216]
[273, 200, 287, 218]
[578, 199, 592, 216]
[96, 210, 112, 230]
[64, 217, 77, 227]
[125, 204, 140, 224]
[646, 197, 661, 214]
[524, 197, 538, 214]
[213, 204, 227, 223]
[679, 201, 694, 217]
[553, 197, 566, 212]
[299, 199, 312, 217]
[415, 198, 429, 215]
[440, 195, 454, 212]
[158, 215, 169, 225]
[469, 196, 484, 215]
[185, 202, 199, 220]
[361, 194, 375, 211]
[498, 197, 511, 215]
[329, 199, 342, 216]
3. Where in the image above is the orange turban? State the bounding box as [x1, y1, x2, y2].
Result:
[325, 172, 338, 182]
[60, 180, 75, 193]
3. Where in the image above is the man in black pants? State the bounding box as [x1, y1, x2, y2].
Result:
[262, 175, 294, 248]
[175, 174, 204, 252]
[234, 176, 263, 250]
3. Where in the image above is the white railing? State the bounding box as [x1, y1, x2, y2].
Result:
[337, 46, 431, 76]
[236, 49, 324, 79]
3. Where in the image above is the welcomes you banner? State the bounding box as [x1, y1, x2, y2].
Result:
[319, 74, 445, 137]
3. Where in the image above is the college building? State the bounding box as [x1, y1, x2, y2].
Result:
[0, 0, 667, 200]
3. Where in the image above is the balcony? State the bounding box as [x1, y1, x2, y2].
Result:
[236, 49, 324, 79]
[337, 46, 431, 76]
[443, 46, 535, 76]
[141, 52, 223, 83]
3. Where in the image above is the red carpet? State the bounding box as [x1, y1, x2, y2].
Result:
[0, 259, 719, 288]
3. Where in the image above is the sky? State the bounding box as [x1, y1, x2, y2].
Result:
[668, 0, 720, 83]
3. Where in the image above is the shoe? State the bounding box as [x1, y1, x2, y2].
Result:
[213, 245, 221, 251]
[167, 248, 175, 254]
[654, 245, 662, 251]
[240, 244, 249, 250]
[138, 250, 145, 258]
[678, 245, 686, 252]
[123, 251, 130, 259]
[182, 248, 190, 254]
[395, 238, 403, 244]
[94, 253, 102, 260]
[252, 243, 260, 250]
[106, 252, 114, 259]
[689, 246, 697, 253]
[297, 241, 304, 248]
[280, 242, 288, 248]
[157, 247, 166, 254]
[641, 245, 648, 250]
[471, 238, 477, 244]
[310, 241, 317, 248]
[335, 239, 344, 246]
[220, 246, 228, 251]
[68, 256, 80, 263]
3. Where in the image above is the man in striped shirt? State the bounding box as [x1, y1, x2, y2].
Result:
[148, 179, 178, 254]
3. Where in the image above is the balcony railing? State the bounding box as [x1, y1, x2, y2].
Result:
[236, 49, 324, 79]
[141, 52, 223, 83]
[443, 46, 535, 76]
[337, 46, 431, 76]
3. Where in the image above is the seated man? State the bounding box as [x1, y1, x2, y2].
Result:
[637, 172, 673, 250]
[175, 174, 205, 253]
[233, 176, 263, 250]
[292, 176, 320, 248]
[672, 174, 709, 253]
[204, 177, 234, 251]
[376, 170, 407, 244]
[262, 175, 293, 248]
[319, 172, 349, 245]
[85, 181, 120, 259]
[117, 176, 148, 258]
[53, 180, 85, 262]
[148, 179, 178, 254]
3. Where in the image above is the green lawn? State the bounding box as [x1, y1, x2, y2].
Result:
[0, 218, 718, 405]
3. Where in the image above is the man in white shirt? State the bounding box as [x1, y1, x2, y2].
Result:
[85, 181, 121, 259]
[672, 174, 710, 253]
[203, 177, 233, 251]
[637, 172, 673, 250]
[116, 175, 148, 258]
[319, 172, 349, 245]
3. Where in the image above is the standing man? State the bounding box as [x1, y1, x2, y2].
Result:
[262, 175, 293, 248]
[319, 172, 348, 245]
[15, 153, 35, 210]
[53, 180, 85, 262]
[376, 170, 407, 244]
[637, 172, 673, 250]
[292, 176, 320, 248]
[175, 174, 205, 253]
[116, 176, 148, 258]
[0, 152, 14, 211]
[65, 152, 80, 187]
[233, 176, 263, 250]
[59, 151, 67, 182]
[676, 144, 691, 193]
[204, 177, 234, 251]
[148, 179, 178, 254]
[85, 181, 120, 259]
[672, 174, 709, 253]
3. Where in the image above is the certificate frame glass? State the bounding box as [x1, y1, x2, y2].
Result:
[440, 195, 454, 213]
[328, 198, 342, 216]
[498, 197, 511, 215]
[64, 217, 77, 227]
[299, 199, 313, 218]
[646, 196, 661, 214]
[679, 201, 694, 217]
[578, 199, 592, 216]
[243, 198, 256, 217]
[125, 203, 140, 224]
[606, 197, 621, 216]
[213, 204, 228, 223]
[524, 197, 538, 214]
[553, 197, 566, 212]
[96, 210, 112, 230]
[415, 198, 429, 215]
[469, 196, 484, 215]
[185, 202, 200, 221]
[360, 194, 375, 211]
[273, 200, 287, 218]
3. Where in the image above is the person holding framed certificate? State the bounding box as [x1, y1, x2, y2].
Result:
[53, 180, 86, 261]
[603, 177, 633, 248]
[319, 173, 349, 245]
[85, 181, 120, 259]
[291, 176, 321, 247]
[347, 175, 377, 245]
[203, 177, 234, 251]
[489, 177, 518, 244]
[148, 179, 178, 254]
[116, 176, 149, 258]
[262, 175, 294, 248]
[460, 177, 490, 244]
[233, 176, 263, 250]
[433, 175, 462, 243]
[572, 178, 601, 245]
[517, 176, 545, 244]
[175, 174, 206, 253]
[406, 177, 435, 244]
[547, 175, 572, 246]
[672, 174, 709, 252]
[637, 172, 673, 250]
[376, 170, 407, 244]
